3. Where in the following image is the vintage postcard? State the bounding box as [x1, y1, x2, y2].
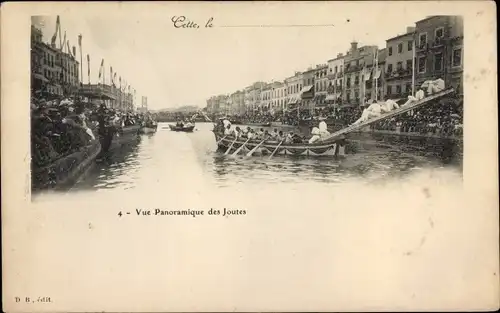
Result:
[2, 1, 498, 312]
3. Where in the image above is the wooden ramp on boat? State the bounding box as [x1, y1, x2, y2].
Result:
[320, 88, 455, 142]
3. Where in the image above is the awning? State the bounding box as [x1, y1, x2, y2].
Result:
[325, 94, 336, 101]
[373, 69, 381, 79]
[300, 85, 313, 93]
[33, 73, 49, 82]
[287, 95, 300, 105]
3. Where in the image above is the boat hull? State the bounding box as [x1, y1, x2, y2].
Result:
[169, 124, 195, 132]
[213, 131, 346, 157]
[99, 125, 140, 154]
[32, 139, 102, 191]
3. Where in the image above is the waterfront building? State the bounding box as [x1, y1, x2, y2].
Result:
[244, 82, 266, 113]
[31, 25, 80, 99]
[414, 15, 463, 95]
[270, 81, 286, 114]
[385, 27, 416, 100]
[343, 41, 378, 106]
[284, 72, 303, 111]
[313, 64, 329, 109]
[326, 53, 344, 106]
[261, 84, 272, 112]
[300, 67, 316, 113]
[229, 90, 246, 115]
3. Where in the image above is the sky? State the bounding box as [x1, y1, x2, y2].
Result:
[31, 3, 430, 110]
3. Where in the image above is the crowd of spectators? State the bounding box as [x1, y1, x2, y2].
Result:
[31, 96, 147, 168]
[369, 99, 463, 137]
[214, 97, 463, 138]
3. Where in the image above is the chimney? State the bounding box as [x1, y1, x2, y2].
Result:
[350, 41, 358, 52]
[406, 26, 416, 33]
[337, 53, 343, 58]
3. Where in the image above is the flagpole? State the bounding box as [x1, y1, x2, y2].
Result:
[412, 39, 416, 97]
[374, 50, 379, 102]
[79, 35, 83, 84]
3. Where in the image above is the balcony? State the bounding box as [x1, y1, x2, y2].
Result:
[431, 37, 445, 48]
[385, 69, 412, 80]
[416, 42, 429, 53]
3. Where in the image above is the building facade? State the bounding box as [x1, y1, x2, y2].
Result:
[31, 25, 80, 99]
[270, 81, 286, 114]
[284, 72, 303, 111]
[343, 42, 378, 106]
[313, 64, 329, 108]
[301, 67, 316, 112]
[326, 53, 344, 106]
[230, 90, 246, 115]
[385, 27, 416, 100]
[414, 15, 464, 95]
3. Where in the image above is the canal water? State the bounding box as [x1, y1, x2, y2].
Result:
[70, 122, 461, 191]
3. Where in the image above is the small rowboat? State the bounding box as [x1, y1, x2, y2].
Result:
[213, 131, 346, 157]
[169, 124, 195, 132]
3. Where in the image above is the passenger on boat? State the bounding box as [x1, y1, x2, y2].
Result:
[271, 128, 279, 139]
[380, 99, 399, 113]
[233, 126, 241, 138]
[308, 127, 321, 144]
[285, 132, 294, 144]
[318, 120, 330, 137]
[224, 124, 232, 136]
[277, 131, 284, 141]
[350, 102, 383, 126]
[247, 129, 255, 140]
[256, 128, 264, 138]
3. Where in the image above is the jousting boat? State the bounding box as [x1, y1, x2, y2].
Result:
[213, 131, 347, 157]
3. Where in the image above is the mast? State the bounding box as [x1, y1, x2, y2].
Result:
[374, 49, 379, 102]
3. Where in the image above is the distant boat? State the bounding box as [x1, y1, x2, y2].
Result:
[168, 124, 195, 132]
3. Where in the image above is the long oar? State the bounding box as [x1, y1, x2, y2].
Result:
[268, 139, 285, 159]
[224, 137, 238, 155]
[246, 139, 266, 157]
[216, 135, 228, 145]
[231, 137, 251, 156]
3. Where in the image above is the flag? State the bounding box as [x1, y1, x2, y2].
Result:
[78, 34, 82, 47]
[119, 76, 122, 88]
[98, 59, 104, 79]
[110, 66, 113, 84]
[113, 73, 117, 85]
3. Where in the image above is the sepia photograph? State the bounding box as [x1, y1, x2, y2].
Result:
[2, 1, 498, 312]
[30, 13, 464, 195]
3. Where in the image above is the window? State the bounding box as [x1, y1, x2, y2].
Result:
[387, 85, 392, 95]
[418, 56, 426, 73]
[398, 43, 403, 53]
[346, 77, 351, 87]
[334, 66, 338, 73]
[406, 59, 413, 70]
[396, 85, 401, 94]
[387, 63, 393, 73]
[419, 33, 427, 48]
[452, 47, 462, 67]
[434, 52, 443, 71]
[408, 40, 413, 51]
[397, 61, 403, 70]
[388, 47, 393, 56]
[435, 27, 444, 38]
[354, 91, 359, 100]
